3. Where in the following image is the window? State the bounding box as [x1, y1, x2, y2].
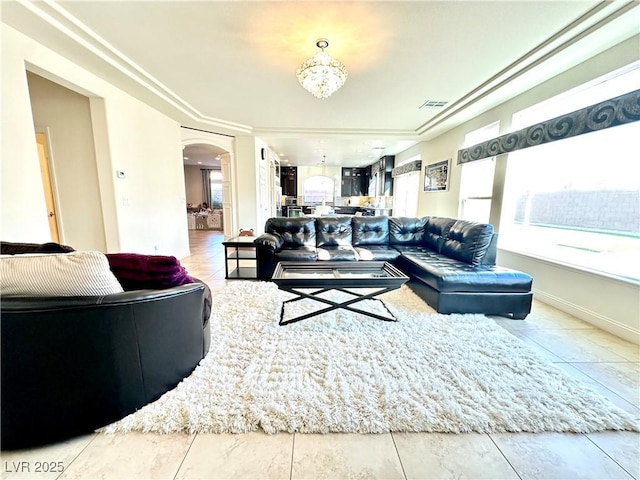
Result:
[393, 165, 420, 217]
[303, 175, 334, 204]
[209, 170, 223, 208]
[500, 64, 640, 282]
[458, 122, 499, 222]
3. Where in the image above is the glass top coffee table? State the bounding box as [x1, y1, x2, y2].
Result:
[271, 261, 409, 326]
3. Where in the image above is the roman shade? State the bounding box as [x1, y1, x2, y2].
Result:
[457, 88, 640, 164]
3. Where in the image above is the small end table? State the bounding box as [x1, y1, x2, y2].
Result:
[222, 236, 257, 279]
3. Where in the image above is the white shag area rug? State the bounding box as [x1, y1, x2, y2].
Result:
[103, 281, 638, 435]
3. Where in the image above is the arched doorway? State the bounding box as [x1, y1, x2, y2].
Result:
[181, 128, 236, 240]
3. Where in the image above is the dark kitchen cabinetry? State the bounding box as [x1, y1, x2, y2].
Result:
[341, 168, 369, 196]
[280, 166, 297, 196]
[378, 156, 395, 196]
[368, 156, 394, 196]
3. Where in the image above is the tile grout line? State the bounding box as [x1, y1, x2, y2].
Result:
[172, 433, 198, 480]
[289, 432, 296, 480]
[54, 433, 99, 480]
[563, 362, 640, 410]
[487, 433, 523, 480]
[584, 434, 638, 480]
[389, 432, 408, 480]
[516, 331, 635, 365]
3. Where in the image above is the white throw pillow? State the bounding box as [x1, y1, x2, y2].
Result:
[0, 251, 124, 297]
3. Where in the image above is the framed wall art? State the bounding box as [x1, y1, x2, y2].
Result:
[424, 159, 450, 192]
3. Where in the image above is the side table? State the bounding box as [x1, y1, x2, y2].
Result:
[222, 236, 257, 279]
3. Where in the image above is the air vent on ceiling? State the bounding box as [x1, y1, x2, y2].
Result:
[419, 100, 448, 109]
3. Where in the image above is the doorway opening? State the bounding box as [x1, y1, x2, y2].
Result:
[183, 143, 228, 241]
[35, 131, 60, 242]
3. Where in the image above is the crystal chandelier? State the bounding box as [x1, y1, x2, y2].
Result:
[296, 39, 348, 99]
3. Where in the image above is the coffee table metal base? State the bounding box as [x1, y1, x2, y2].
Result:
[278, 286, 398, 326]
[272, 262, 409, 326]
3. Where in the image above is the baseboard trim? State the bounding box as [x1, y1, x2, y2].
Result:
[533, 288, 640, 345]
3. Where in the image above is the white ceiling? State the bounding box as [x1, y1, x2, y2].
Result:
[3, 1, 639, 167]
[182, 143, 226, 168]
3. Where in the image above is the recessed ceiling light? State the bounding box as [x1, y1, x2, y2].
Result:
[197, 161, 202, 164]
[183, 156, 189, 160]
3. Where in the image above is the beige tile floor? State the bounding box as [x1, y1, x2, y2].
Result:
[2, 230, 638, 480]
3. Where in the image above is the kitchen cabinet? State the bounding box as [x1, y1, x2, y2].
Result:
[341, 168, 369, 196]
[280, 166, 297, 196]
[378, 156, 395, 196]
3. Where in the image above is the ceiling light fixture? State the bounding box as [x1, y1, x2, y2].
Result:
[296, 39, 347, 99]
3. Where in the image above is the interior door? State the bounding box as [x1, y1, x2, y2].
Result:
[36, 132, 60, 243]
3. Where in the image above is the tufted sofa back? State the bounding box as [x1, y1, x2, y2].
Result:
[260, 215, 496, 266]
[389, 217, 429, 245]
[423, 217, 456, 251]
[351, 216, 390, 246]
[316, 216, 353, 247]
[441, 219, 494, 266]
[264, 217, 316, 248]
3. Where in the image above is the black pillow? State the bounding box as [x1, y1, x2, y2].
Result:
[0, 241, 75, 255]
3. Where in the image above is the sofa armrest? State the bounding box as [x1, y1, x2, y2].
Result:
[0, 282, 205, 310]
[254, 233, 284, 251]
[480, 234, 498, 265]
[254, 234, 283, 280]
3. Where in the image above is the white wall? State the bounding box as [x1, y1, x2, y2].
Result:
[234, 136, 261, 234]
[1, 28, 50, 242]
[405, 36, 640, 343]
[1, 24, 190, 257]
[106, 96, 187, 256]
[27, 72, 107, 251]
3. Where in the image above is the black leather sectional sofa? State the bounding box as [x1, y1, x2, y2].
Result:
[255, 215, 533, 319]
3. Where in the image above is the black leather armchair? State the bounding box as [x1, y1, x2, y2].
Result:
[1, 281, 210, 450]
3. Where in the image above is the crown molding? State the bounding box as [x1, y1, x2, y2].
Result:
[11, 0, 638, 143]
[15, 0, 253, 135]
[253, 126, 421, 140]
[415, 1, 640, 137]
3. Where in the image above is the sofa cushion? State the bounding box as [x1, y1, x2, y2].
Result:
[389, 217, 428, 245]
[351, 216, 389, 246]
[317, 246, 358, 261]
[105, 253, 194, 291]
[0, 251, 124, 297]
[398, 250, 533, 293]
[316, 216, 352, 247]
[354, 246, 401, 262]
[275, 246, 318, 262]
[1, 241, 75, 255]
[423, 217, 457, 252]
[441, 220, 493, 266]
[265, 217, 316, 248]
